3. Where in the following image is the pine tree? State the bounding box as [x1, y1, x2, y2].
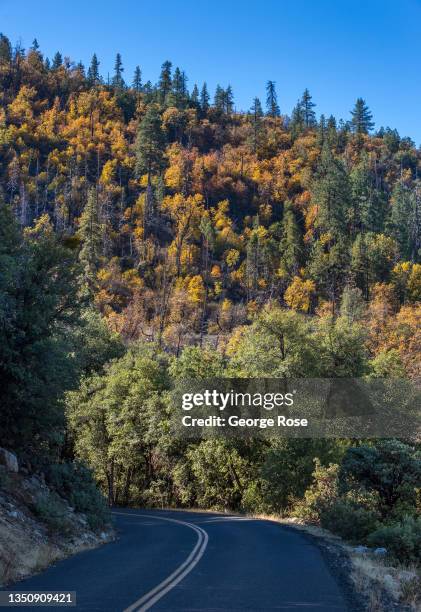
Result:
[249, 97, 264, 154]
[191, 84, 199, 105]
[389, 180, 421, 262]
[132, 66, 142, 92]
[79, 188, 103, 286]
[0, 33, 12, 64]
[351, 98, 374, 134]
[326, 115, 338, 146]
[87, 53, 101, 86]
[350, 152, 386, 233]
[214, 85, 225, 111]
[224, 85, 234, 113]
[158, 60, 172, 103]
[200, 82, 210, 112]
[312, 145, 351, 239]
[301, 88, 316, 127]
[135, 104, 166, 184]
[266, 80, 280, 117]
[51, 51, 63, 69]
[112, 53, 125, 89]
[317, 114, 326, 146]
[290, 101, 305, 138]
[172, 67, 186, 108]
[279, 201, 302, 277]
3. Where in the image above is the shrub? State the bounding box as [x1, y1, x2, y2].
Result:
[367, 516, 421, 563]
[46, 462, 109, 530]
[339, 440, 421, 519]
[320, 499, 379, 542]
[33, 494, 72, 535]
[293, 460, 339, 522]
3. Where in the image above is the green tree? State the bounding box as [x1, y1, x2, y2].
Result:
[350, 152, 386, 233]
[200, 82, 210, 112]
[339, 441, 421, 518]
[190, 83, 199, 105]
[214, 85, 225, 112]
[87, 53, 101, 86]
[135, 104, 166, 184]
[312, 145, 351, 239]
[278, 201, 302, 278]
[266, 80, 280, 117]
[0, 33, 12, 64]
[51, 51, 63, 70]
[301, 88, 316, 127]
[389, 179, 421, 262]
[132, 65, 142, 92]
[112, 53, 125, 89]
[158, 60, 172, 104]
[290, 101, 305, 138]
[0, 209, 80, 460]
[249, 97, 264, 154]
[228, 305, 319, 377]
[351, 98, 374, 134]
[67, 345, 169, 505]
[78, 188, 103, 287]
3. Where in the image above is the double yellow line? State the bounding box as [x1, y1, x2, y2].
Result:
[111, 511, 209, 611]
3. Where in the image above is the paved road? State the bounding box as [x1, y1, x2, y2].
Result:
[11, 509, 354, 611]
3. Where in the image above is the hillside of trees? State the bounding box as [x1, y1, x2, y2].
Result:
[0, 34, 420, 567]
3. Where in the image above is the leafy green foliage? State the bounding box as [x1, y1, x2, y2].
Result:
[46, 462, 109, 530]
[367, 516, 421, 563]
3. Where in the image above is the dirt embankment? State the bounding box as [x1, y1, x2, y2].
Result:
[0, 460, 113, 586]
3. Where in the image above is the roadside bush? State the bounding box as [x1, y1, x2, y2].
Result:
[339, 440, 421, 520]
[367, 516, 421, 564]
[293, 460, 339, 522]
[46, 462, 109, 530]
[320, 499, 379, 542]
[33, 493, 72, 535]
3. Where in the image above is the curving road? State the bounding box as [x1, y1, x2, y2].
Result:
[12, 509, 356, 611]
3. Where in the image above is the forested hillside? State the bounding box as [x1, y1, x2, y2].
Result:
[0, 34, 420, 569]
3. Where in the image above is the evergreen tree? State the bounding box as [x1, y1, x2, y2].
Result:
[214, 84, 225, 111]
[200, 82, 210, 112]
[158, 60, 172, 103]
[51, 51, 63, 69]
[171, 67, 187, 108]
[191, 83, 199, 105]
[301, 88, 316, 127]
[135, 104, 166, 184]
[317, 114, 326, 146]
[87, 53, 101, 86]
[312, 145, 351, 238]
[0, 206, 80, 456]
[389, 180, 421, 262]
[326, 115, 338, 146]
[79, 188, 103, 286]
[279, 201, 302, 277]
[290, 101, 305, 138]
[0, 33, 12, 64]
[225, 85, 234, 113]
[112, 53, 125, 89]
[249, 97, 264, 154]
[350, 152, 386, 233]
[266, 80, 280, 117]
[132, 65, 142, 92]
[351, 98, 374, 134]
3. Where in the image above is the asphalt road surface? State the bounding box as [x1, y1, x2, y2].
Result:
[10, 509, 357, 611]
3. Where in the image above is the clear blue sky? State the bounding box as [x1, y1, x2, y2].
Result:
[1, 0, 420, 144]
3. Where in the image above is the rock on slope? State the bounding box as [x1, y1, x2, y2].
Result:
[0, 451, 113, 586]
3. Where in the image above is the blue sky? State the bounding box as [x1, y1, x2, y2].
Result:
[1, 0, 420, 144]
